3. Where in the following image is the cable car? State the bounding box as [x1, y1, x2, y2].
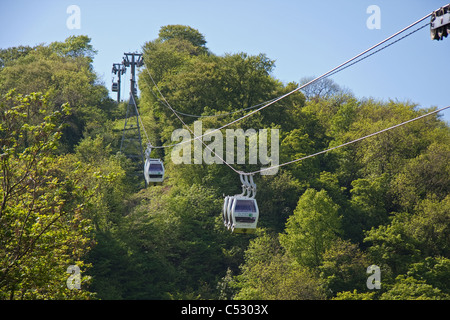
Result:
[112, 82, 119, 92]
[431, 4, 450, 40]
[144, 158, 165, 184]
[143, 145, 165, 184]
[222, 174, 259, 234]
[229, 197, 259, 234]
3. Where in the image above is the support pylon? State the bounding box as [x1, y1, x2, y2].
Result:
[119, 52, 146, 187]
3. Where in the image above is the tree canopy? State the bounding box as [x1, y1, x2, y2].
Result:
[1, 27, 449, 301]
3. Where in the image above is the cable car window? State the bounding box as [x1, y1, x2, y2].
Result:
[234, 200, 257, 213]
[149, 163, 163, 171]
[235, 217, 256, 223]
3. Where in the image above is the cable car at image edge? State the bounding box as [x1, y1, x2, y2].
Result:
[431, 4, 450, 40]
[144, 144, 165, 184]
[222, 174, 259, 234]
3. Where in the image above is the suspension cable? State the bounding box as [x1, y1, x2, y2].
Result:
[142, 10, 433, 151]
[244, 105, 450, 176]
[138, 10, 440, 176]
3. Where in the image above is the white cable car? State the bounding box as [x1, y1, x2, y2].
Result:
[112, 82, 119, 92]
[222, 174, 259, 234]
[223, 176, 246, 230]
[229, 197, 259, 234]
[144, 144, 165, 184]
[144, 158, 165, 183]
[431, 4, 450, 41]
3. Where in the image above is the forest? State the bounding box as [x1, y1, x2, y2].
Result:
[0, 25, 449, 300]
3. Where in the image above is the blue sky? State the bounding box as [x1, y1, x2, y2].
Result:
[1, 0, 449, 122]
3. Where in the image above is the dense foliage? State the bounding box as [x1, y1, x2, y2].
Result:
[1, 26, 449, 300]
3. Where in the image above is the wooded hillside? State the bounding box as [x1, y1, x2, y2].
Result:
[1, 26, 449, 300]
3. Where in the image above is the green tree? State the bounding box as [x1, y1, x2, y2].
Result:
[333, 290, 376, 300]
[380, 275, 449, 300]
[158, 25, 208, 52]
[233, 231, 325, 300]
[0, 45, 34, 69]
[406, 257, 450, 296]
[0, 91, 94, 299]
[280, 189, 341, 268]
[319, 239, 370, 297]
[141, 51, 279, 127]
[365, 195, 450, 277]
[0, 36, 111, 152]
[256, 171, 303, 232]
[49, 35, 97, 61]
[391, 142, 450, 211]
[90, 182, 230, 299]
[343, 174, 390, 243]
